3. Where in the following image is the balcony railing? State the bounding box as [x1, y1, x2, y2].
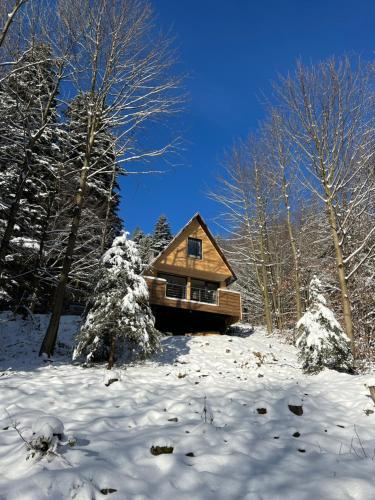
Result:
[164, 283, 217, 304]
[145, 276, 241, 319]
[166, 282, 186, 300]
[191, 287, 217, 304]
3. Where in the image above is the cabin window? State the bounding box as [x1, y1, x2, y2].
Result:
[187, 237, 202, 259]
[191, 279, 218, 290]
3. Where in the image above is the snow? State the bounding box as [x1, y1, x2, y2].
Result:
[9, 237, 40, 251]
[1, 315, 375, 499]
[32, 416, 64, 441]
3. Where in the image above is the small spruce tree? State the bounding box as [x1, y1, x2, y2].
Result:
[73, 232, 160, 369]
[132, 228, 154, 267]
[296, 276, 353, 373]
[152, 215, 173, 255]
[132, 227, 146, 245]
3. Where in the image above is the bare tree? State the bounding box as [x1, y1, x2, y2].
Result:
[39, 0, 182, 356]
[210, 138, 274, 334]
[263, 111, 303, 321]
[274, 57, 375, 349]
[0, 0, 28, 48]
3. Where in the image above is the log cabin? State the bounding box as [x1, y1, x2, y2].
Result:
[143, 213, 242, 334]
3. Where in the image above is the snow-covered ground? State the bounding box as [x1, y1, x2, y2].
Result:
[0, 313, 375, 500]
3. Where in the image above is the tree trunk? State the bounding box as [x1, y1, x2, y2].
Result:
[107, 333, 116, 370]
[100, 163, 117, 254]
[326, 201, 354, 350]
[0, 0, 26, 48]
[0, 151, 32, 268]
[274, 258, 284, 330]
[282, 172, 302, 320]
[268, 256, 279, 328]
[39, 146, 93, 356]
[259, 230, 273, 334]
[255, 172, 273, 334]
[29, 187, 58, 313]
[369, 386, 375, 404]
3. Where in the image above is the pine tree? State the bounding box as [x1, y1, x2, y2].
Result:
[0, 43, 62, 309]
[151, 215, 173, 256]
[66, 94, 121, 251]
[132, 228, 154, 267]
[132, 227, 145, 245]
[73, 232, 160, 369]
[40, 93, 122, 309]
[296, 276, 353, 373]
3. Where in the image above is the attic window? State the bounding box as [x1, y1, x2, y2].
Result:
[188, 237, 202, 259]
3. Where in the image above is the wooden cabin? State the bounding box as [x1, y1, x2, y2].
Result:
[143, 213, 241, 334]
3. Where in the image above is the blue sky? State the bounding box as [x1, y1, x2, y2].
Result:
[120, 0, 375, 236]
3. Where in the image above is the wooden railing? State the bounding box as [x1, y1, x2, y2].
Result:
[144, 276, 241, 319]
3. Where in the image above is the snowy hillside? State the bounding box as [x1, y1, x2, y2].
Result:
[0, 314, 375, 500]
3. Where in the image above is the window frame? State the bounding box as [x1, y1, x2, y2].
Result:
[187, 237, 203, 260]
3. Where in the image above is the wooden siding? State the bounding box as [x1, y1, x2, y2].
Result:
[145, 277, 241, 320]
[149, 218, 233, 282]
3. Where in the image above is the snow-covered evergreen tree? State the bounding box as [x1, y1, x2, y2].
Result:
[138, 235, 154, 267]
[0, 43, 63, 309]
[132, 227, 145, 245]
[296, 276, 353, 373]
[132, 227, 154, 267]
[151, 215, 173, 256]
[73, 232, 160, 369]
[44, 93, 122, 308]
[65, 93, 122, 250]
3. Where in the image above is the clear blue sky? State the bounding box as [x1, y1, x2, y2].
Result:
[120, 0, 375, 236]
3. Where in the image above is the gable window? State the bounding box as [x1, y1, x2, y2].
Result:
[188, 237, 202, 259]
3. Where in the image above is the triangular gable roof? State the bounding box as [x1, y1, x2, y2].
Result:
[147, 212, 237, 282]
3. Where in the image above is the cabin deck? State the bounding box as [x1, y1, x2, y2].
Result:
[145, 276, 241, 327]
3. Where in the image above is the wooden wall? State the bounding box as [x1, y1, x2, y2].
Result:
[150, 218, 233, 283]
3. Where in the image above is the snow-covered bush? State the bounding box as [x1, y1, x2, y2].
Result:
[296, 276, 353, 374]
[73, 232, 160, 368]
[26, 416, 64, 460]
